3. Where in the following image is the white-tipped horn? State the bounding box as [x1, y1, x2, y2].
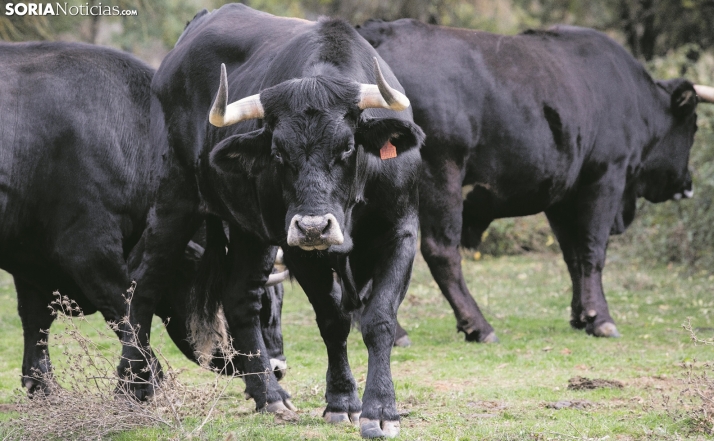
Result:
[265, 270, 289, 287]
[358, 57, 410, 111]
[209, 63, 264, 127]
[694, 85, 714, 104]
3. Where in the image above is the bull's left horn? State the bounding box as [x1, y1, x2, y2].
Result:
[358, 57, 410, 111]
[694, 85, 714, 104]
[209, 63, 264, 127]
[266, 270, 290, 287]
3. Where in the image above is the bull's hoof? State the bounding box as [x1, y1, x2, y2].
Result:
[465, 330, 499, 343]
[115, 380, 156, 402]
[270, 358, 288, 381]
[394, 335, 412, 347]
[263, 399, 298, 413]
[23, 378, 52, 397]
[480, 331, 499, 343]
[593, 322, 621, 338]
[359, 418, 400, 438]
[324, 411, 360, 426]
[570, 317, 587, 330]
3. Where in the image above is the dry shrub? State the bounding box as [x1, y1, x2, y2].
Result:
[4, 284, 257, 441]
[475, 213, 560, 257]
[663, 319, 714, 435]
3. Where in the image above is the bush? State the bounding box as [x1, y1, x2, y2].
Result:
[477, 214, 560, 258]
[662, 319, 714, 435]
[4, 287, 251, 441]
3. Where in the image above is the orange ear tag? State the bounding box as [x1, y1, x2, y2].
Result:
[380, 140, 397, 160]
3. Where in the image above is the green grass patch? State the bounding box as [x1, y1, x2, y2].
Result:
[0, 252, 711, 439]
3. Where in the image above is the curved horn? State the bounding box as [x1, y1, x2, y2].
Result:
[265, 270, 290, 287]
[358, 57, 410, 111]
[694, 84, 714, 104]
[209, 63, 264, 127]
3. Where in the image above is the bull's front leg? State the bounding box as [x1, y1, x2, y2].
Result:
[545, 173, 623, 338]
[283, 250, 362, 425]
[15, 277, 56, 396]
[220, 228, 293, 412]
[119, 164, 203, 401]
[358, 226, 417, 438]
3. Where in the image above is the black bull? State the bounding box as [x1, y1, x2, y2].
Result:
[122, 4, 424, 438]
[357, 20, 705, 342]
[0, 41, 286, 396]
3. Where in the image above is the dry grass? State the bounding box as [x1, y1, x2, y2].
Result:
[661, 319, 714, 436]
[3, 284, 254, 441]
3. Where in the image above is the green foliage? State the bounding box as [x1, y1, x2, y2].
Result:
[112, 0, 205, 52]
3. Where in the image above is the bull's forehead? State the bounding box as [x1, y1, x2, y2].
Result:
[261, 75, 361, 117]
[272, 111, 355, 154]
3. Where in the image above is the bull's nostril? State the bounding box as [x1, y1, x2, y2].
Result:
[322, 219, 331, 235]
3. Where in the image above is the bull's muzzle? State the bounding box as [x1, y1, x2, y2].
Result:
[287, 214, 344, 251]
[673, 188, 694, 200]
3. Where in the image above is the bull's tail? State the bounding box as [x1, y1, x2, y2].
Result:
[187, 216, 230, 367]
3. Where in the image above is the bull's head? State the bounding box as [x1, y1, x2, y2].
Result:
[636, 79, 711, 203]
[208, 58, 424, 252]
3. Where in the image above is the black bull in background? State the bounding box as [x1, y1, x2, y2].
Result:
[357, 20, 713, 343]
[0, 41, 288, 396]
[122, 4, 424, 438]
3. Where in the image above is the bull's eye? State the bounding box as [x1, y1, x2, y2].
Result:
[341, 142, 355, 160]
[273, 151, 283, 163]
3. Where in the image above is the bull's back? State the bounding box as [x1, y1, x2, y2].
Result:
[359, 20, 656, 215]
[152, 4, 316, 166]
[0, 42, 154, 258]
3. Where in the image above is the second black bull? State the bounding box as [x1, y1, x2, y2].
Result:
[357, 20, 712, 342]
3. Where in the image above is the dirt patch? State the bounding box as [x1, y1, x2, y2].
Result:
[0, 403, 17, 413]
[545, 399, 593, 410]
[273, 408, 299, 424]
[567, 376, 624, 390]
[627, 375, 681, 394]
[467, 400, 507, 411]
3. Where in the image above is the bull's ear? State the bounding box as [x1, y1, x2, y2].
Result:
[209, 128, 271, 176]
[355, 117, 425, 157]
[671, 82, 698, 119]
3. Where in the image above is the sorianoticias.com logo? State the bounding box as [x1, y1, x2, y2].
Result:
[4, 3, 138, 16]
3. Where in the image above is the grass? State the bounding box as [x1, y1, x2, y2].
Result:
[0, 250, 712, 440]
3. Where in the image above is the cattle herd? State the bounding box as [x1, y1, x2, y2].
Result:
[0, 3, 711, 439]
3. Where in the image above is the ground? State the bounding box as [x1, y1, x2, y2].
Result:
[0, 250, 712, 440]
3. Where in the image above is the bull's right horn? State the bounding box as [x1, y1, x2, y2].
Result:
[209, 63, 264, 127]
[694, 85, 714, 104]
[358, 57, 410, 111]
